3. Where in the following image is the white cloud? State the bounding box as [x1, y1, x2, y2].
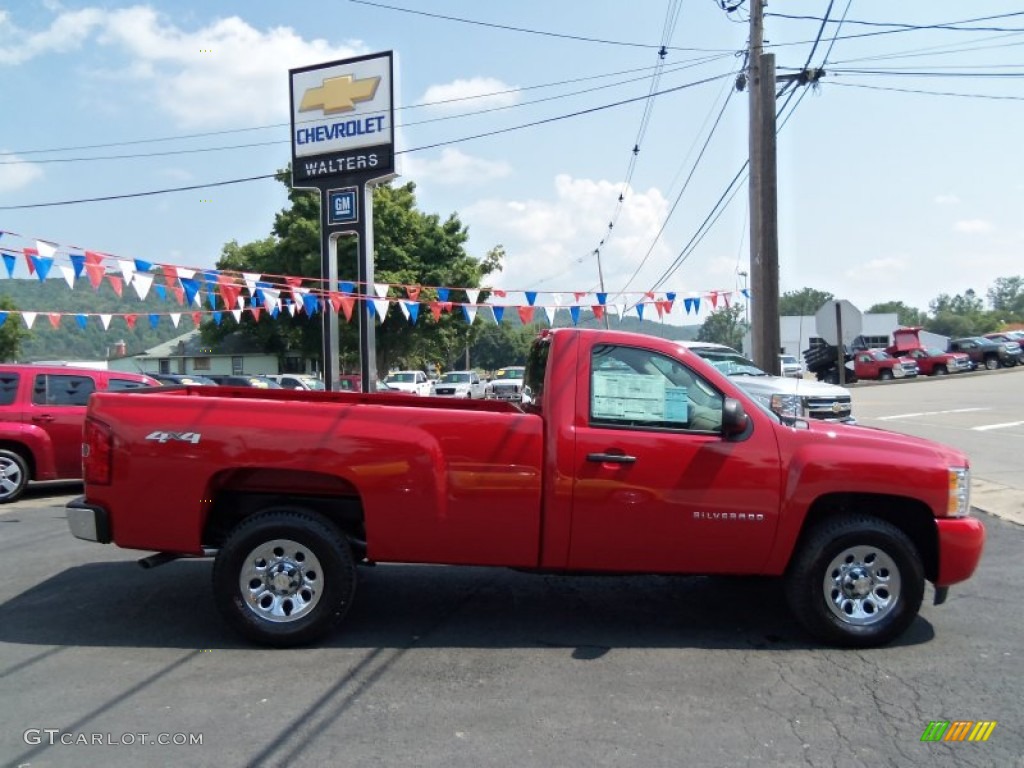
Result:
[403, 148, 511, 186]
[464, 174, 672, 297]
[0, 153, 44, 192]
[934, 194, 960, 205]
[842, 256, 907, 283]
[954, 219, 993, 234]
[418, 77, 519, 111]
[1, 6, 366, 127]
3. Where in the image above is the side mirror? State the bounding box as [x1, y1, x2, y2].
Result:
[721, 397, 749, 436]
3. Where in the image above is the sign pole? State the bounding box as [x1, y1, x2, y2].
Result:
[357, 183, 377, 389]
[836, 303, 845, 386]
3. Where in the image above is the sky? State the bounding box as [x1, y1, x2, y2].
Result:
[0, 0, 1021, 324]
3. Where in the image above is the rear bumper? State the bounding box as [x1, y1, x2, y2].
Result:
[66, 496, 111, 544]
[935, 516, 986, 586]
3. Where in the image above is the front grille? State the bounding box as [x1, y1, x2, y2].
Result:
[805, 395, 852, 420]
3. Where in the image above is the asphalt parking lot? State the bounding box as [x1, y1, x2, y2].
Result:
[1, 485, 1021, 768]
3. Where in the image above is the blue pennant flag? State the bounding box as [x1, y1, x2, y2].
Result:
[0, 312, 6, 327]
[405, 302, 419, 324]
[70, 253, 86, 279]
[525, 291, 537, 306]
[492, 306, 505, 323]
[596, 292, 607, 306]
[270, 306, 280, 319]
[203, 269, 220, 284]
[302, 294, 319, 315]
[149, 314, 160, 329]
[212, 311, 223, 325]
[2, 253, 16, 278]
[636, 303, 645, 320]
[666, 291, 676, 302]
[154, 284, 167, 301]
[180, 278, 200, 307]
[569, 305, 580, 325]
[31, 256, 54, 281]
[76, 314, 88, 330]
[206, 290, 218, 310]
[684, 297, 701, 314]
[339, 281, 355, 293]
[437, 287, 449, 302]
[134, 258, 153, 272]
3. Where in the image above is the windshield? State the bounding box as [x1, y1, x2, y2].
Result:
[926, 347, 946, 357]
[494, 368, 524, 380]
[690, 350, 767, 377]
[441, 373, 471, 383]
[302, 378, 326, 390]
[780, 355, 797, 365]
[870, 351, 890, 360]
[386, 373, 417, 383]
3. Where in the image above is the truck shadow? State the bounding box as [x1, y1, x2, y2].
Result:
[0, 560, 935, 652]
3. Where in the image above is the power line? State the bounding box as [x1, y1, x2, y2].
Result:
[765, 10, 1024, 33]
[828, 80, 1024, 101]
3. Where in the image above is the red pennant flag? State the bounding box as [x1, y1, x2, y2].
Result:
[163, 265, 178, 288]
[645, 291, 655, 300]
[573, 292, 587, 302]
[338, 295, 355, 321]
[518, 306, 535, 325]
[405, 285, 421, 301]
[429, 301, 442, 322]
[108, 275, 124, 297]
[250, 307, 262, 322]
[442, 301, 453, 313]
[48, 313, 61, 328]
[493, 289, 507, 298]
[328, 292, 343, 314]
[709, 291, 719, 309]
[86, 263, 105, 290]
[191, 312, 202, 327]
[24, 248, 38, 275]
[655, 302, 665, 319]
[172, 286, 185, 304]
[664, 298, 675, 313]
[219, 283, 242, 311]
[84, 250, 104, 267]
[124, 314, 138, 329]
[592, 305, 605, 320]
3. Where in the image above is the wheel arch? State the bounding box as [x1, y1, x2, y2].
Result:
[788, 492, 939, 582]
[0, 441, 36, 480]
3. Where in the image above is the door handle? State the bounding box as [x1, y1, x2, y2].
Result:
[32, 414, 55, 423]
[586, 452, 636, 464]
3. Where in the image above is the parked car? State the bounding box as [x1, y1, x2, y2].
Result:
[266, 374, 325, 391]
[484, 366, 526, 401]
[948, 337, 1022, 370]
[887, 327, 972, 376]
[853, 349, 919, 381]
[430, 370, 485, 398]
[0, 364, 158, 502]
[384, 370, 431, 396]
[778, 354, 803, 378]
[684, 342, 854, 423]
[205, 374, 283, 389]
[151, 373, 219, 386]
[983, 331, 1024, 349]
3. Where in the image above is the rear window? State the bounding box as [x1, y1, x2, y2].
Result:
[107, 377, 152, 391]
[0, 373, 19, 406]
[32, 374, 96, 406]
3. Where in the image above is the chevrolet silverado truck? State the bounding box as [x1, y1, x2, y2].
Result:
[66, 328, 984, 648]
[887, 327, 971, 376]
[0, 364, 157, 503]
[852, 349, 919, 381]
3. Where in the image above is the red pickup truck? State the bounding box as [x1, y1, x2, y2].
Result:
[67, 328, 985, 648]
[0, 364, 157, 503]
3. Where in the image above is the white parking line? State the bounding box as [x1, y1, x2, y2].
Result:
[876, 407, 990, 421]
[972, 421, 1024, 432]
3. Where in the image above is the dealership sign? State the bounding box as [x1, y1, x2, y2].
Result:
[289, 51, 395, 187]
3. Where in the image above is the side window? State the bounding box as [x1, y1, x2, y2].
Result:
[0, 373, 19, 405]
[32, 374, 96, 406]
[107, 378, 150, 391]
[589, 345, 723, 432]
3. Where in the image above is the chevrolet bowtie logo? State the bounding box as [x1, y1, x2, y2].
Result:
[299, 75, 380, 115]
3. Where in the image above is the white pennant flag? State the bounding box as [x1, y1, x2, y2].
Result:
[615, 304, 626, 322]
[177, 268, 195, 281]
[398, 301, 410, 321]
[293, 287, 309, 313]
[23, 312, 37, 329]
[465, 288, 480, 305]
[36, 240, 58, 259]
[58, 264, 76, 289]
[231, 309, 242, 323]
[243, 272, 260, 295]
[463, 304, 478, 324]
[100, 314, 112, 330]
[236, 295, 246, 310]
[118, 259, 136, 286]
[193, 290, 203, 308]
[287, 302, 298, 317]
[552, 293, 563, 308]
[373, 282, 389, 299]
[371, 298, 389, 321]
[169, 313, 181, 328]
[543, 305, 556, 326]
[132, 272, 154, 300]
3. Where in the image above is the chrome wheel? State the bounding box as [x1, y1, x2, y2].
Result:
[0, 457, 24, 497]
[239, 538, 323, 623]
[823, 545, 901, 626]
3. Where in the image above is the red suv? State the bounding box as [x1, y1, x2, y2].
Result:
[0, 364, 159, 502]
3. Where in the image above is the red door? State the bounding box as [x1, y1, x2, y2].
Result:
[28, 373, 96, 478]
[567, 342, 783, 574]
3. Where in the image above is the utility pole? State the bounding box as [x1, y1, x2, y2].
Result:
[747, 0, 781, 374]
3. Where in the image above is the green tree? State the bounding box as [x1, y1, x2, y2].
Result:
[867, 301, 927, 328]
[469, 323, 534, 370]
[206, 172, 498, 374]
[0, 296, 31, 361]
[925, 289, 998, 336]
[779, 288, 835, 317]
[697, 305, 745, 349]
[987, 276, 1024, 317]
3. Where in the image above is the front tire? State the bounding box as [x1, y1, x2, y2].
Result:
[984, 356, 999, 370]
[0, 449, 29, 504]
[785, 516, 924, 647]
[213, 508, 356, 647]
[879, 369, 893, 381]
[932, 365, 948, 376]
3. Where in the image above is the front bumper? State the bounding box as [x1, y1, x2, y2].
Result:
[935, 515, 986, 586]
[66, 496, 111, 544]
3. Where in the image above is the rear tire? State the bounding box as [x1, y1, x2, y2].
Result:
[0, 449, 29, 504]
[213, 508, 356, 647]
[785, 516, 925, 647]
[933, 365, 948, 376]
[984, 356, 1000, 370]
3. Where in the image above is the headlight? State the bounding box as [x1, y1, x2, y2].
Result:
[947, 467, 971, 517]
[769, 393, 808, 422]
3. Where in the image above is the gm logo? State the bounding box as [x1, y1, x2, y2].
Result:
[327, 187, 358, 225]
[920, 720, 997, 742]
[300, 75, 380, 115]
